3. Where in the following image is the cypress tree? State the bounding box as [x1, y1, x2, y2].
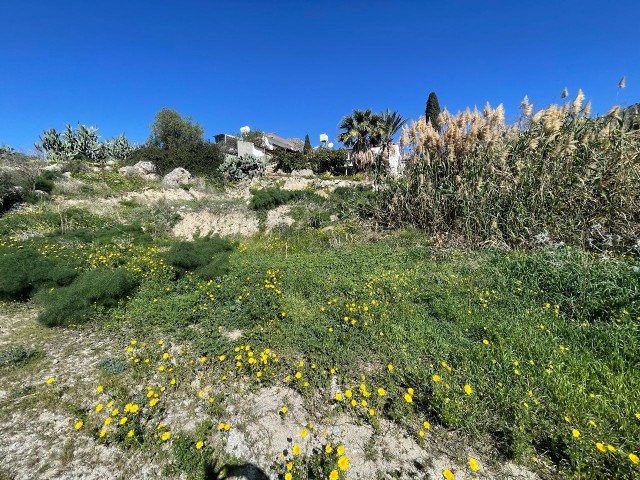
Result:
[425, 92, 441, 131]
[304, 134, 312, 153]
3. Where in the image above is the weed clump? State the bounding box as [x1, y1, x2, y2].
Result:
[35, 268, 138, 327]
[0, 345, 41, 368]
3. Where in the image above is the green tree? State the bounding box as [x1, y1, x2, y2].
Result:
[303, 134, 312, 153]
[425, 91, 441, 131]
[148, 108, 204, 150]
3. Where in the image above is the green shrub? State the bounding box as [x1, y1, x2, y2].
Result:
[249, 187, 317, 211]
[164, 237, 235, 278]
[0, 345, 41, 368]
[272, 149, 307, 173]
[36, 268, 139, 327]
[35, 170, 61, 193]
[0, 249, 77, 299]
[307, 148, 349, 175]
[128, 142, 225, 177]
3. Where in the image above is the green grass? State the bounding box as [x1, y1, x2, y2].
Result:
[118, 234, 639, 478]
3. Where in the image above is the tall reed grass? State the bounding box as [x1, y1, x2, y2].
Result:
[376, 90, 640, 250]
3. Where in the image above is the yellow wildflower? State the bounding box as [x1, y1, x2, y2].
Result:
[329, 470, 339, 480]
[464, 384, 473, 395]
[443, 469, 455, 480]
[300, 429, 308, 439]
[127, 429, 134, 437]
[196, 441, 204, 449]
[96, 403, 104, 413]
[432, 374, 441, 382]
[161, 431, 170, 441]
[74, 420, 83, 430]
[336, 445, 344, 456]
[468, 458, 479, 472]
[46, 377, 55, 385]
[96, 385, 104, 393]
[337, 456, 350, 470]
[292, 444, 300, 455]
[629, 453, 639, 464]
[325, 444, 333, 453]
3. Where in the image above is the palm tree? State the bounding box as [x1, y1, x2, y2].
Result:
[374, 109, 406, 159]
[336, 109, 378, 170]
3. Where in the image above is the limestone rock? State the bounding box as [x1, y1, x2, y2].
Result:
[162, 167, 193, 189]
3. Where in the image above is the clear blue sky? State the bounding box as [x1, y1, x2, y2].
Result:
[1, 0, 638, 152]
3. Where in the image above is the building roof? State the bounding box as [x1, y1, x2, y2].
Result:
[265, 133, 301, 152]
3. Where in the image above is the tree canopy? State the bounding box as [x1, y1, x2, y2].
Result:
[426, 92, 441, 131]
[148, 108, 204, 150]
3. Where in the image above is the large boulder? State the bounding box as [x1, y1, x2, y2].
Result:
[133, 161, 156, 175]
[162, 168, 192, 189]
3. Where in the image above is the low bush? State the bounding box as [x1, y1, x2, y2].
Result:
[249, 187, 306, 211]
[164, 237, 235, 278]
[0, 249, 77, 300]
[35, 170, 61, 193]
[35, 268, 139, 327]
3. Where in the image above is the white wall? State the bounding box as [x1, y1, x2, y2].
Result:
[237, 140, 266, 158]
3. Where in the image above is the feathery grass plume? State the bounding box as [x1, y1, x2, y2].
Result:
[571, 89, 585, 114]
[561, 87, 569, 98]
[385, 86, 640, 250]
[520, 96, 533, 117]
[606, 105, 621, 118]
[618, 76, 626, 89]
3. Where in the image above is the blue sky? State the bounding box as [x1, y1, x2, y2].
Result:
[1, 0, 638, 152]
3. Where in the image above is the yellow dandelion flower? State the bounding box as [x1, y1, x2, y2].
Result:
[336, 445, 344, 456]
[369, 409, 375, 416]
[482, 339, 489, 345]
[292, 444, 300, 455]
[329, 470, 339, 480]
[295, 371, 302, 379]
[196, 440, 204, 449]
[419, 430, 425, 438]
[335, 393, 343, 401]
[107, 401, 114, 408]
[300, 429, 308, 439]
[46, 377, 55, 385]
[345, 389, 353, 398]
[464, 384, 473, 395]
[120, 417, 128, 425]
[74, 420, 83, 430]
[285, 474, 292, 480]
[286, 461, 293, 471]
[423, 421, 431, 429]
[111, 408, 119, 416]
[337, 455, 350, 470]
[404, 393, 413, 403]
[99, 429, 107, 438]
[104, 417, 112, 426]
[96, 403, 104, 413]
[443, 469, 455, 480]
[127, 429, 134, 438]
[572, 429, 580, 438]
[596, 442, 607, 452]
[432, 374, 441, 382]
[387, 363, 393, 372]
[96, 385, 104, 393]
[468, 458, 479, 472]
[377, 387, 386, 396]
[161, 431, 170, 441]
[607, 444, 616, 452]
[129, 404, 139, 413]
[149, 399, 158, 407]
[163, 352, 169, 359]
